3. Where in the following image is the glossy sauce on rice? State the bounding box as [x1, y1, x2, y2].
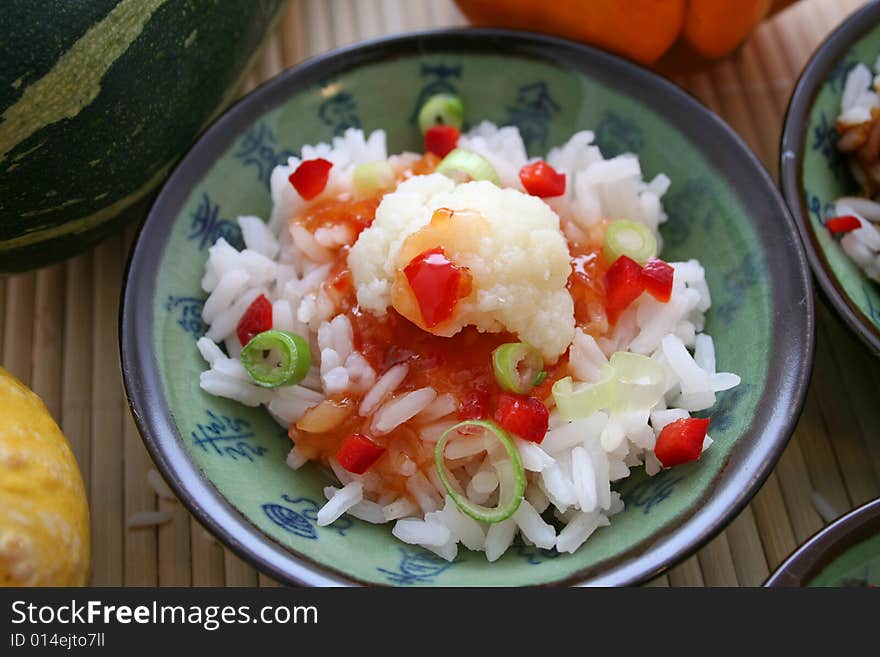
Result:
[196, 122, 741, 561]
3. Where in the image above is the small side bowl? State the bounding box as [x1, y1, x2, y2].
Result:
[121, 29, 814, 586]
[765, 497, 880, 587]
[781, 1, 880, 356]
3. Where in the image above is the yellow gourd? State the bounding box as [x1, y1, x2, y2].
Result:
[0, 367, 90, 586]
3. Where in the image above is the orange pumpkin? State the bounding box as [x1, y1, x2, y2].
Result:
[454, 0, 797, 71]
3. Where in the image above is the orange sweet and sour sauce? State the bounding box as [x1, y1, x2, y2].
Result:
[288, 160, 610, 491]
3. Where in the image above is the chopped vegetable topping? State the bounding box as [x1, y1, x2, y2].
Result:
[418, 93, 464, 134]
[519, 160, 566, 197]
[404, 246, 470, 328]
[603, 254, 646, 323]
[609, 351, 665, 412]
[288, 158, 333, 200]
[493, 393, 549, 444]
[603, 219, 657, 264]
[825, 214, 862, 234]
[436, 147, 500, 184]
[353, 161, 396, 195]
[551, 351, 664, 419]
[424, 124, 461, 158]
[337, 433, 386, 474]
[240, 329, 311, 388]
[641, 257, 674, 302]
[434, 419, 526, 523]
[654, 417, 710, 467]
[236, 294, 273, 346]
[492, 342, 544, 394]
[552, 372, 615, 421]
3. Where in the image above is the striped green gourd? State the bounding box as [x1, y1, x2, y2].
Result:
[0, 0, 287, 273]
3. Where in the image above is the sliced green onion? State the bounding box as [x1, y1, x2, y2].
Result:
[551, 369, 616, 421]
[436, 148, 500, 185]
[552, 351, 666, 420]
[353, 160, 395, 195]
[240, 329, 311, 388]
[492, 342, 543, 394]
[533, 370, 548, 386]
[608, 351, 665, 412]
[603, 219, 657, 264]
[417, 93, 464, 134]
[434, 419, 525, 523]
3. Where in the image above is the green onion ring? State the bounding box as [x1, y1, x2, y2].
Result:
[434, 419, 526, 524]
[240, 329, 311, 388]
[492, 342, 544, 394]
[353, 160, 396, 194]
[603, 219, 657, 265]
[436, 148, 500, 185]
[417, 93, 464, 134]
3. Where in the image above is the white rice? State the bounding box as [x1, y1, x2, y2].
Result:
[835, 61, 880, 281]
[316, 481, 363, 526]
[195, 123, 741, 564]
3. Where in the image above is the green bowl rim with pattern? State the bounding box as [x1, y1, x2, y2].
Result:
[765, 496, 880, 586]
[781, 0, 880, 356]
[120, 28, 814, 586]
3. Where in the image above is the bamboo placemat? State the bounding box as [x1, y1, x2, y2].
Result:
[3, 0, 878, 587]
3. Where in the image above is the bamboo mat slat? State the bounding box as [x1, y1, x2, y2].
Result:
[31, 265, 64, 420]
[3, 273, 35, 386]
[89, 237, 125, 586]
[667, 556, 706, 587]
[61, 255, 93, 498]
[157, 495, 192, 587]
[1, 0, 877, 587]
[724, 510, 770, 587]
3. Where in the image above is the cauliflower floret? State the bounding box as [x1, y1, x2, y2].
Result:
[348, 174, 575, 362]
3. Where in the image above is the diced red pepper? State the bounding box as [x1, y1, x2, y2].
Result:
[519, 160, 566, 197]
[603, 255, 645, 324]
[825, 215, 862, 234]
[493, 393, 549, 444]
[458, 389, 491, 421]
[336, 433, 386, 474]
[404, 247, 469, 328]
[424, 125, 460, 158]
[654, 417, 710, 468]
[641, 257, 674, 303]
[288, 158, 333, 200]
[236, 294, 273, 346]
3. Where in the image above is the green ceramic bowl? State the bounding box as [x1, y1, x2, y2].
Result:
[766, 497, 880, 587]
[121, 30, 813, 586]
[781, 1, 880, 356]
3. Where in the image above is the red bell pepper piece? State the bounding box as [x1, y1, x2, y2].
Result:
[825, 215, 861, 234]
[654, 417, 710, 468]
[236, 294, 273, 346]
[641, 257, 674, 303]
[336, 433, 386, 474]
[493, 393, 549, 444]
[404, 247, 469, 327]
[603, 255, 645, 324]
[289, 158, 333, 200]
[519, 160, 566, 197]
[424, 125, 460, 158]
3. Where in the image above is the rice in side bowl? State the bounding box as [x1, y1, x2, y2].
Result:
[196, 120, 740, 562]
[829, 59, 880, 281]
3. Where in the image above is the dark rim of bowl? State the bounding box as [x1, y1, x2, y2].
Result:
[765, 497, 880, 587]
[780, 0, 880, 357]
[120, 28, 815, 587]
